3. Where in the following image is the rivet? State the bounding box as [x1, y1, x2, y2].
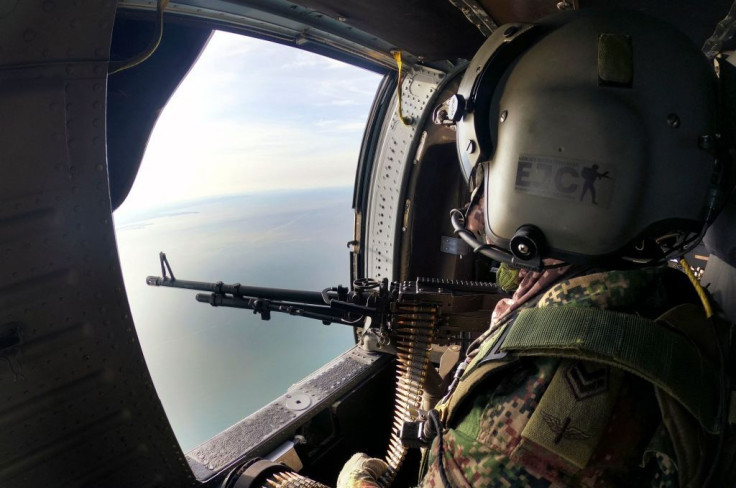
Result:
[667, 113, 680, 129]
[556, 1, 573, 10]
[698, 134, 714, 150]
[517, 243, 530, 256]
[500, 110, 508, 123]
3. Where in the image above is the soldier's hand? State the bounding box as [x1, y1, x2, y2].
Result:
[336, 453, 388, 488]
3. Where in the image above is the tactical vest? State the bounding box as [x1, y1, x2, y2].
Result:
[433, 303, 735, 487]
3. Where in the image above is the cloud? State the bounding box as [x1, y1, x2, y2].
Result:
[313, 119, 368, 132]
[118, 30, 382, 212]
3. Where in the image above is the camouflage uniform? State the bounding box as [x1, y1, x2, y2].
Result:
[420, 267, 687, 488]
[272, 267, 700, 488]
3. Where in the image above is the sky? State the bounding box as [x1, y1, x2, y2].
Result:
[117, 30, 382, 213]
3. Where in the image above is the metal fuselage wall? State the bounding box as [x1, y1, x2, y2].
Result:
[0, 2, 192, 486]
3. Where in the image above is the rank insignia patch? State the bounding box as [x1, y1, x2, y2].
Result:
[564, 362, 610, 400]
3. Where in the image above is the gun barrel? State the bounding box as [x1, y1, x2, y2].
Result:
[146, 276, 328, 304]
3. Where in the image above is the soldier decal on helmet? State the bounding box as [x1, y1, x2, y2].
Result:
[579, 164, 611, 204]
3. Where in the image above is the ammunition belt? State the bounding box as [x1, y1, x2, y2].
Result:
[378, 303, 438, 487]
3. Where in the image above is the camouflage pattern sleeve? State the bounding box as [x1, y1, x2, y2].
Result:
[421, 359, 560, 488]
[418, 268, 684, 487]
[420, 358, 677, 487]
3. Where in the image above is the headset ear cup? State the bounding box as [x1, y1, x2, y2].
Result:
[509, 225, 546, 260]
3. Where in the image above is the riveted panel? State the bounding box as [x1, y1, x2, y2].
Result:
[0, 2, 192, 487]
[364, 67, 444, 281]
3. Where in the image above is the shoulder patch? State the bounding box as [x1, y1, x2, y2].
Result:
[520, 360, 624, 469]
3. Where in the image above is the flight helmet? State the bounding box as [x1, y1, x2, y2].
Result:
[451, 10, 731, 269]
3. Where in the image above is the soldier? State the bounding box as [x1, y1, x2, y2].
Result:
[261, 9, 735, 488]
[579, 164, 609, 205]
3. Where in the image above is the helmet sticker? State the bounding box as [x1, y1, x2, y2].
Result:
[514, 155, 615, 208]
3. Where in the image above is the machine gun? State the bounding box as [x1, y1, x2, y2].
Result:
[146, 252, 504, 485]
[147, 252, 503, 350]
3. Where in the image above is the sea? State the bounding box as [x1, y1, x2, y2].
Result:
[113, 188, 356, 452]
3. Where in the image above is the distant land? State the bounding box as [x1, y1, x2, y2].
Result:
[114, 188, 356, 452]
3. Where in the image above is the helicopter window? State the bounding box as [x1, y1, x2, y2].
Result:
[113, 30, 382, 452]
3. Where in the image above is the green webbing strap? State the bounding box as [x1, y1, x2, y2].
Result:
[500, 307, 721, 434]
